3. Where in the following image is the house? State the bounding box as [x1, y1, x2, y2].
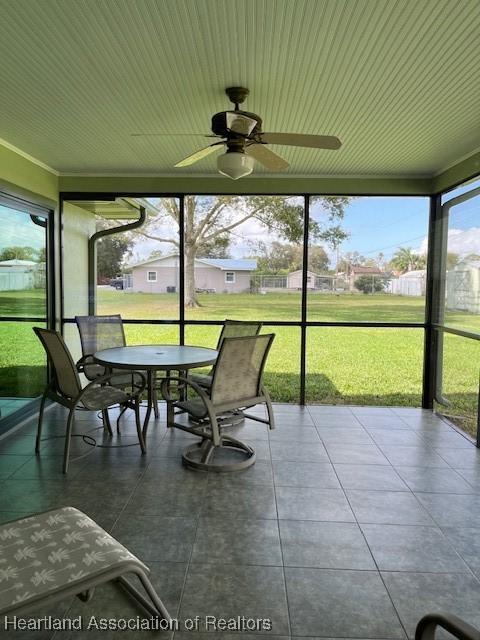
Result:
[128, 254, 257, 294]
[390, 269, 427, 297]
[446, 260, 480, 313]
[347, 266, 386, 291]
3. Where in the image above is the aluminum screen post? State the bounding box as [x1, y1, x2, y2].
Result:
[87, 206, 146, 315]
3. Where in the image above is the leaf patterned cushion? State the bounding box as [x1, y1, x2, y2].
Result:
[81, 385, 129, 410]
[0, 507, 147, 614]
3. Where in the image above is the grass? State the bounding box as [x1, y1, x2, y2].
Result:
[0, 288, 478, 436]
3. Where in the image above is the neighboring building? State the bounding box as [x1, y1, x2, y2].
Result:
[127, 254, 257, 293]
[347, 266, 386, 291]
[446, 260, 480, 313]
[0, 259, 42, 291]
[390, 269, 426, 297]
[287, 270, 317, 290]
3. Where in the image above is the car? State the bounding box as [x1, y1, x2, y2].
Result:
[109, 277, 124, 290]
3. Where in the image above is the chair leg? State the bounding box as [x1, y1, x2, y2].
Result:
[135, 398, 146, 454]
[35, 389, 48, 454]
[152, 375, 160, 419]
[264, 389, 275, 430]
[102, 409, 113, 436]
[63, 408, 76, 474]
[116, 404, 128, 433]
[117, 571, 171, 622]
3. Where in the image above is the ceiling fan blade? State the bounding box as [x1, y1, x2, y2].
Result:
[131, 133, 208, 137]
[261, 132, 341, 150]
[246, 143, 289, 171]
[174, 143, 224, 167]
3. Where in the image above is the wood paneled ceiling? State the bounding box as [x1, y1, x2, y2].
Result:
[0, 0, 479, 178]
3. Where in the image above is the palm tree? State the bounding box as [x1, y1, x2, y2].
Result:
[390, 247, 426, 273]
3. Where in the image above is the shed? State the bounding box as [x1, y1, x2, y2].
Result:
[390, 269, 426, 297]
[0, 259, 39, 291]
[446, 261, 480, 313]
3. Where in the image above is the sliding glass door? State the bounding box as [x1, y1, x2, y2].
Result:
[0, 194, 52, 424]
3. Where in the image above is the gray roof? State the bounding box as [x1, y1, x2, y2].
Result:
[201, 258, 257, 271]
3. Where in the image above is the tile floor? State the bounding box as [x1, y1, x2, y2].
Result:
[0, 403, 480, 639]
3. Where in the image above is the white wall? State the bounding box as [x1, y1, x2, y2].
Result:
[62, 202, 96, 362]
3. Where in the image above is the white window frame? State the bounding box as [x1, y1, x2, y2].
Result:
[147, 270, 157, 282]
[225, 271, 236, 284]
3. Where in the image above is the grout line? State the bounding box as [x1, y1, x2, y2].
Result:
[268, 420, 293, 638]
[322, 439, 410, 640]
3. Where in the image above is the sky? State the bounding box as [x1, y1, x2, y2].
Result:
[131, 192, 480, 268]
[0, 206, 45, 252]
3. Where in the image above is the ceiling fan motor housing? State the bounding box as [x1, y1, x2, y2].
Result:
[211, 110, 262, 138]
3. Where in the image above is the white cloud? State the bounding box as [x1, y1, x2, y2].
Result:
[419, 228, 480, 257]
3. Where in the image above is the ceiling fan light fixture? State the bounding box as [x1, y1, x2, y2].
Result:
[217, 151, 254, 180]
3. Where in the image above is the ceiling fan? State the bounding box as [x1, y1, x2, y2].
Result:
[133, 87, 342, 179]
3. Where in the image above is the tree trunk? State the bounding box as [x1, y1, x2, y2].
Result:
[184, 244, 199, 307]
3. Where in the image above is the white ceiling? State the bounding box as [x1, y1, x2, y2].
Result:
[0, 0, 479, 178]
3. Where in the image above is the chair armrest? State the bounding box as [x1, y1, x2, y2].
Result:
[160, 375, 213, 408]
[80, 371, 147, 399]
[76, 354, 97, 374]
[416, 614, 480, 640]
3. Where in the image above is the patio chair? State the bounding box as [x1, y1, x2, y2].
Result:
[189, 319, 263, 389]
[33, 327, 146, 474]
[161, 333, 275, 472]
[75, 314, 160, 420]
[416, 614, 480, 640]
[0, 506, 171, 623]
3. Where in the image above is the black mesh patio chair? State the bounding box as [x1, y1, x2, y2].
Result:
[189, 319, 263, 390]
[33, 327, 147, 474]
[161, 333, 275, 472]
[75, 314, 160, 420]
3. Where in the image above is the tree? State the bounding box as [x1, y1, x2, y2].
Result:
[337, 251, 366, 275]
[0, 246, 39, 261]
[196, 234, 231, 259]
[97, 234, 133, 281]
[389, 247, 426, 273]
[354, 274, 388, 294]
[132, 196, 349, 307]
[319, 225, 350, 274]
[446, 252, 459, 269]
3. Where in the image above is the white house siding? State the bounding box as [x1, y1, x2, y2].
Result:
[131, 259, 251, 293]
[133, 266, 179, 293]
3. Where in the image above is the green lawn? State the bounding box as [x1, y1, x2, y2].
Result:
[1, 288, 479, 436]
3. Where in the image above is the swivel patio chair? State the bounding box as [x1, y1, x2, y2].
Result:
[75, 314, 160, 421]
[0, 506, 171, 624]
[161, 333, 275, 472]
[189, 319, 263, 389]
[33, 327, 147, 474]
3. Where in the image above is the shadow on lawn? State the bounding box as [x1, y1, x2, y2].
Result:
[0, 365, 46, 398]
[265, 371, 427, 407]
[0, 292, 46, 317]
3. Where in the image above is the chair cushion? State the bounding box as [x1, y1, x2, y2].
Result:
[0, 507, 147, 615]
[189, 373, 213, 388]
[81, 384, 129, 410]
[176, 398, 208, 418]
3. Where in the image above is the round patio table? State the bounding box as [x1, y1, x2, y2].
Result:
[93, 345, 218, 437]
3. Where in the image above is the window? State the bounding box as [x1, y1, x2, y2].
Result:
[0, 194, 51, 424]
[225, 271, 235, 284]
[147, 271, 157, 282]
[307, 196, 430, 321]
